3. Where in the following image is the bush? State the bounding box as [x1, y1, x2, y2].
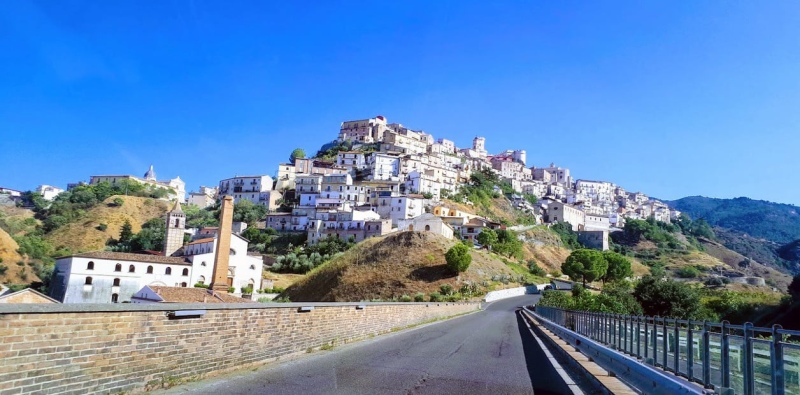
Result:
[399, 294, 412, 302]
[194, 283, 209, 288]
[676, 266, 701, 278]
[227, 286, 236, 293]
[429, 292, 444, 302]
[528, 261, 547, 277]
[445, 244, 472, 273]
[440, 284, 453, 296]
[112, 197, 124, 207]
[413, 292, 425, 302]
[0, 264, 7, 275]
[97, 223, 108, 231]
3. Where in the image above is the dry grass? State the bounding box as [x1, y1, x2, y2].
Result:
[45, 195, 170, 253]
[0, 227, 37, 284]
[283, 231, 518, 302]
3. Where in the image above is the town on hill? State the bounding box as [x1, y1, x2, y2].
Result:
[2, 115, 799, 327]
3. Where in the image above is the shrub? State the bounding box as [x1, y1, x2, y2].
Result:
[399, 294, 412, 302]
[257, 297, 272, 303]
[445, 244, 472, 273]
[528, 261, 547, 277]
[413, 292, 425, 302]
[446, 295, 460, 302]
[97, 223, 108, 231]
[16, 261, 25, 267]
[676, 266, 701, 278]
[440, 284, 453, 296]
[241, 286, 254, 294]
[227, 286, 236, 293]
[429, 292, 444, 302]
[112, 197, 124, 207]
[0, 264, 7, 275]
[194, 283, 209, 289]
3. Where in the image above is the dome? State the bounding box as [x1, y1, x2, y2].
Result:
[143, 165, 157, 181]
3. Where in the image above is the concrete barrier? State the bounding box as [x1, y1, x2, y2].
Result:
[484, 284, 547, 302]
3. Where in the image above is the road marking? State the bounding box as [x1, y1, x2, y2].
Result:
[520, 311, 585, 395]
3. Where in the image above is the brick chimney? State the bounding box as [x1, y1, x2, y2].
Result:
[210, 196, 234, 293]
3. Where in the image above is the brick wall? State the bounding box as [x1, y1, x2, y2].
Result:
[0, 302, 479, 395]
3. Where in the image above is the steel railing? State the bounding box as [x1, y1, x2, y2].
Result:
[535, 306, 800, 395]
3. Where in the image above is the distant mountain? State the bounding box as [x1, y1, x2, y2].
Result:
[667, 196, 800, 273]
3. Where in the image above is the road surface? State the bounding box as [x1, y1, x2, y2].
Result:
[161, 295, 575, 394]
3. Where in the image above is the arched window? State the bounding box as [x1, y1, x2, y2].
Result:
[165, 267, 172, 275]
[174, 218, 180, 228]
[128, 265, 135, 273]
[146, 266, 153, 274]
[200, 261, 207, 267]
[85, 277, 93, 285]
[182, 268, 189, 276]
[229, 248, 236, 256]
[228, 268, 234, 277]
[197, 275, 205, 285]
[114, 264, 122, 272]
[111, 293, 119, 303]
[87, 261, 94, 270]
[180, 282, 187, 288]
[425, 225, 431, 231]
[250, 265, 256, 270]
[113, 278, 120, 286]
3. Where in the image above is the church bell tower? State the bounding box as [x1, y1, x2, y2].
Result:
[163, 200, 185, 257]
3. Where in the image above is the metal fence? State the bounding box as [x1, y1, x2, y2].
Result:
[534, 306, 800, 395]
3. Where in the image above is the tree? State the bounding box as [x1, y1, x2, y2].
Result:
[289, 148, 306, 163]
[789, 274, 800, 299]
[445, 243, 472, 273]
[562, 249, 608, 287]
[476, 229, 498, 247]
[602, 251, 633, 283]
[119, 220, 134, 244]
[633, 276, 701, 319]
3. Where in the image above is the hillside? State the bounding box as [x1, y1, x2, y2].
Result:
[45, 195, 170, 253]
[0, 228, 39, 284]
[283, 231, 523, 302]
[669, 196, 800, 244]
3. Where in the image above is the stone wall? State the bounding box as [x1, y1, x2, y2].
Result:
[0, 301, 479, 395]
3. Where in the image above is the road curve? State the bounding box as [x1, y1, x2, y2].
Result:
[161, 295, 574, 395]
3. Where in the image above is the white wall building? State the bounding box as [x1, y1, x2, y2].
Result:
[36, 185, 64, 201]
[375, 194, 425, 226]
[218, 175, 274, 205]
[396, 213, 454, 239]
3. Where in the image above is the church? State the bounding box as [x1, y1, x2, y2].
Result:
[50, 199, 263, 303]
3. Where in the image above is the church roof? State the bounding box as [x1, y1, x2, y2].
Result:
[170, 199, 183, 213]
[143, 165, 157, 181]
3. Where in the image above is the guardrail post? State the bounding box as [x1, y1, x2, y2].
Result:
[662, 316, 668, 369]
[722, 320, 731, 389]
[743, 322, 754, 395]
[636, 315, 642, 359]
[702, 321, 711, 387]
[771, 325, 784, 395]
[674, 318, 680, 374]
[652, 316, 659, 365]
[644, 316, 650, 361]
[687, 320, 694, 380]
[625, 315, 630, 354]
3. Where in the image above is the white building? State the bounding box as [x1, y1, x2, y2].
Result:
[36, 185, 64, 201]
[396, 213, 454, 240]
[188, 186, 217, 208]
[90, 165, 186, 202]
[547, 201, 586, 231]
[365, 152, 401, 181]
[306, 209, 391, 245]
[218, 175, 274, 206]
[338, 116, 390, 143]
[375, 194, 425, 226]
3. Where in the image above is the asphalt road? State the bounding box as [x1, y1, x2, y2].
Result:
[161, 295, 575, 395]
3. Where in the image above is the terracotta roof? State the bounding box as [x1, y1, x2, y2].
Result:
[143, 286, 249, 303]
[71, 251, 189, 265]
[188, 237, 215, 245]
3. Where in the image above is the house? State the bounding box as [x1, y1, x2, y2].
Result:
[396, 213, 454, 239]
[546, 201, 585, 231]
[36, 184, 64, 201]
[306, 209, 391, 244]
[217, 175, 274, 206]
[577, 230, 609, 251]
[338, 116, 390, 143]
[130, 286, 248, 303]
[0, 287, 60, 304]
[461, 217, 504, 242]
[375, 194, 425, 226]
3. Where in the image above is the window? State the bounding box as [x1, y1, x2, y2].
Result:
[147, 265, 153, 274]
[165, 267, 172, 275]
[250, 265, 255, 270]
[114, 263, 122, 272]
[230, 249, 236, 256]
[111, 293, 119, 303]
[182, 268, 189, 276]
[113, 278, 120, 286]
[425, 225, 431, 231]
[181, 282, 187, 288]
[174, 218, 180, 228]
[197, 275, 205, 285]
[201, 261, 207, 267]
[87, 261, 94, 270]
[128, 265, 135, 273]
[85, 277, 93, 285]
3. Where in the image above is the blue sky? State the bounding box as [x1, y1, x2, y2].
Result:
[1, 1, 799, 205]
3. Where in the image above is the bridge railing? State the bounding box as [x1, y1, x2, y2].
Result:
[534, 305, 800, 395]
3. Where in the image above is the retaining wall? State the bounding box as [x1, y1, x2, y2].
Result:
[0, 301, 479, 395]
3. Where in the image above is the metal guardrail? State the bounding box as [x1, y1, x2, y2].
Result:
[535, 306, 800, 395]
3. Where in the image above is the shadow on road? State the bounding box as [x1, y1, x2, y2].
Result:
[515, 310, 574, 395]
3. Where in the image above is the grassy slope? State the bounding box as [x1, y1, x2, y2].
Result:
[45, 195, 170, 253]
[0, 228, 40, 284]
[283, 231, 519, 302]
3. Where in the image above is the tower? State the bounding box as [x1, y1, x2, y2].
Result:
[210, 196, 234, 293]
[163, 200, 185, 257]
[473, 136, 486, 155]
